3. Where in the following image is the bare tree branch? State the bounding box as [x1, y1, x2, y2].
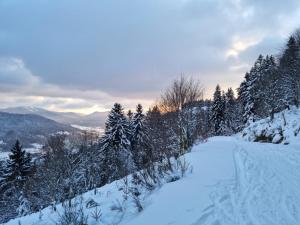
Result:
[159, 75, 204, 112]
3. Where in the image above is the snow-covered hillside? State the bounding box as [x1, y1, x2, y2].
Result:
[3, 135, 300, 225]
[242, 107, 300, 144]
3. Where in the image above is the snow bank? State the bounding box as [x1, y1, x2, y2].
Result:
[241, 107, 300, 144]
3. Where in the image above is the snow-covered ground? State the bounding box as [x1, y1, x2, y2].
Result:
[71, 124, 104, 134]
[242, 107, 300, 144]
[4, 136, 300, 225]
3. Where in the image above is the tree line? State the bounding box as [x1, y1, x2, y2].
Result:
[210, 30, 300, 135]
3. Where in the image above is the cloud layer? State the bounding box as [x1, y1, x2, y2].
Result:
[0, 0, 300, 112]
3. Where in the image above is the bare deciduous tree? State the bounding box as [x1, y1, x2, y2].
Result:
[159, 75, 204, 112]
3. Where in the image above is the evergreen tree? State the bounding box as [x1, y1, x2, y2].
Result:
[131, 104, 150, 169]
[279, 36, 300, 107]
[211, 85, 226, 135]
[224, 88, 237, 134]
[100, 103, 132, 183]
[127, 109, 134, 144]
[259, 55, 281, 118]
[3, 140, 32, 188]
[0, 140, 33, 218]
[238, 55, 264, 124]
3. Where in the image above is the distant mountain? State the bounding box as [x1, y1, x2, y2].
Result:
[0, 107, 108, 128]
[0, 112, 78, 150]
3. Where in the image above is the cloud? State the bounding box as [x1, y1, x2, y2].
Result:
[0, 0, 300, 111]
[0, 57, 153, 113]
[0, 57, 39, 89]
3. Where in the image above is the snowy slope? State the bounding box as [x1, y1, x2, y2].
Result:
[4, 136, 300, 225]
[242, 107, 300, 144]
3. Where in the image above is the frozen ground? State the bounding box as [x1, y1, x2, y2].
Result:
[3, 136, 300, 225]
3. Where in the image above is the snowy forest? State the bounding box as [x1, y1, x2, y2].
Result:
[1, 27, 300, 224]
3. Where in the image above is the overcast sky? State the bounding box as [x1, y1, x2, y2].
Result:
[0, 0, 300, 113]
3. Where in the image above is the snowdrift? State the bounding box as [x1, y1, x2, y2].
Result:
[241, 107, 300, 144]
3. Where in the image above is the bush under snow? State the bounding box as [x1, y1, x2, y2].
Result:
[241, 107, 300, 144]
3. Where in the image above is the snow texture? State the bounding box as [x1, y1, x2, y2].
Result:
[241, 107, 300, 144]
[3, 134, 300, 225]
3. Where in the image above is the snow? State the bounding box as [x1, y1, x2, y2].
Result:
[56, 131, 70, 135]
[241, 107, 300, 144]
[0, 151, 8, 160]
[4, 135, 300, 225]
[71, 124, 104, 134]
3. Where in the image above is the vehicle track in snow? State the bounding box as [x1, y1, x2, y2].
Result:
[193, 141, 300, 225]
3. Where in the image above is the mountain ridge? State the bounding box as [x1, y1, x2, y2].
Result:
[0, 106, 108, 128]
[0, 111, 78, 150]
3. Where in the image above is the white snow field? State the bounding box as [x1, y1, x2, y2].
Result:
[3, 135, 300, 225]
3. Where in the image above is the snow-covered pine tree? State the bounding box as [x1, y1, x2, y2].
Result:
[258, 55, 281, 118]
[2, 140, 32, 189]
[131, 104, 150, 169]
[238, 72, 250, 124]
[224, 88, 238, 134]
[0, 140, 33, 218]
[210, 85, 226, 135]
[279, 36, 300, 108]
[127, 109, 134, 146]
[238, 55, 264, 125]
[100, 103, 132, 183]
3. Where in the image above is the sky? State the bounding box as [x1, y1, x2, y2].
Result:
[0, 0, 300, 114]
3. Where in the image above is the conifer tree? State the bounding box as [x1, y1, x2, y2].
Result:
[258, 55, 281, 118]
[211, 85, 226, 135]
[0, 140, 33, 218]
[100, 103, 132, 183]
[238, 55, 264, 124]
[131, 104, 150, 169]
[224, 88, 237, 134]
[3, 140, 32, 188]
[279, 36, 300, 107]
[127, 109, 134, 144]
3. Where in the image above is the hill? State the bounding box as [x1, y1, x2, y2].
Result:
[0, 112, 77, 150]
[0, 107, 108, 128]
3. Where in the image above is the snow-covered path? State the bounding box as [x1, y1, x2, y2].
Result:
[124, 137, 300, 225]
[193, 140, 300, 225]
[3, 137, 300, 225]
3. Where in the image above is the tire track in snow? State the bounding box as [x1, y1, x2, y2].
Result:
[192, 142, 300, 225]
